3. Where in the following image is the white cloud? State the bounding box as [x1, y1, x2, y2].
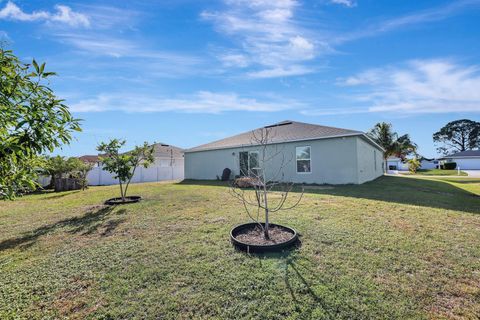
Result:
[49, 5, 90, 27]
[0, 1, 89, 27]
[340, 59, 480, 114]
[247, 65, 314, 78]
[218, 53, 250, 68]
[300, 107, 367, 116]
[69, 91, 302, 113]
[330, 0, 356, 8]
[335, 0, 480, 44]
[55, 34, 202, 68]
[202, 0, 321, 78]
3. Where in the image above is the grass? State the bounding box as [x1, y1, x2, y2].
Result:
[400, 169, 467, 176]
[0, 176, 479, 319]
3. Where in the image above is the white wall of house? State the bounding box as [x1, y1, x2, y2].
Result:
[387, 158, 409, 171]
[356, 137, 384, 184]
[420, 160, 439, 170]
[185, 136, 383, 184]
[445, 158, 480, 170]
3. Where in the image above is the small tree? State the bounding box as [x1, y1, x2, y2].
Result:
[0, 47, 81, 199]
[229, 128, 304, 240]
[407, 157, 421, 174]
[74, 160, 94, 190]
[44, 156, 75, 186]
[43, 156, 93, 191]
[97, 139, 155, 201]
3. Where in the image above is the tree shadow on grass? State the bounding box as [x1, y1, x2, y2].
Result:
[0, 207, 127, 251]
[39, 191, 81, 200]
[179, 176, 480, 214]
[280, 254, 363, 319]
[307, 176, 480, 214]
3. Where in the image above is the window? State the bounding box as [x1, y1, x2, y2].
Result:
[249, 151, 259, 170]
[296, 146, 311, 173]
[239, 151, 260, 176]
[374, 150, 377, 171]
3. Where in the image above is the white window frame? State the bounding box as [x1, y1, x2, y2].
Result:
[374, 150, 377, 171]
[248, 151, 260, 170]
[239, 150, 261, 176]
[296, 146, 312, 174]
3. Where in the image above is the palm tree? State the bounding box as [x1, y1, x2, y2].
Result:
[367, 122, 417, 172]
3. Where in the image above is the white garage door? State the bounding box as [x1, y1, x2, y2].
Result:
[455, 158, 480, 170]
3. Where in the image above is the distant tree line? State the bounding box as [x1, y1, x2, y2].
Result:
[367, 118, 480, 172]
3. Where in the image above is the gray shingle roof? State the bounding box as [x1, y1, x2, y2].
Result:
[152, 143, 184, 158]
[186, 120, 365, 152]
[446, 150, 480, 158]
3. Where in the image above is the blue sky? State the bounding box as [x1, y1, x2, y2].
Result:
[1, 0, 479, 157]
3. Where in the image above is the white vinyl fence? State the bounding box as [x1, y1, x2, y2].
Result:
[87, 160, 184, 186]
[39, 160, 184, 187]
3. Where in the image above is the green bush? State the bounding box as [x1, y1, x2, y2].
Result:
[443, 162, 457, 170]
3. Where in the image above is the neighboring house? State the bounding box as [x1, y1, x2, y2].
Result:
[387, 157, 440, 171]
[78, 155, 101, 167]
[184, 120, 384, 185]
[419, 157, 439, 170]
[442, 150, 480, 170]
[87, 143, 184, 185]
[386, 157, 409, 171]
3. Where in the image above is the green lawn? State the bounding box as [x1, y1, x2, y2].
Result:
[401, 169, 467, 176]
[0, 176, 479, 319]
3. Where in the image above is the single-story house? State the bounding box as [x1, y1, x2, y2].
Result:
[442, 150, 480, 170]
[387, 157, 439, 171]
[386, 157, 409, 171]
[420, 157, 440, 170]
[87, 143, 185, 185]
[184, 120, 385, 185]
[78, 155, 101, 167]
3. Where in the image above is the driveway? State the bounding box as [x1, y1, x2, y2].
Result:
[463, 170, 480, 178]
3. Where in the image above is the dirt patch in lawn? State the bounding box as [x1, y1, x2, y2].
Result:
[235, 225, 294, 245]
[428, 278, 480, 319]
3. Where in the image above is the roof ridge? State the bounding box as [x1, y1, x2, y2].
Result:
[186, 120, 366, 153]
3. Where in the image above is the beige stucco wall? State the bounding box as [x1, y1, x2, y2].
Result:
[185, 136, 383, 184]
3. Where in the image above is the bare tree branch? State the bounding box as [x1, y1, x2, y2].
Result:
[229, 126, 304, 239]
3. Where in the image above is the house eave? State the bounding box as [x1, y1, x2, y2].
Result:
[185, 132, 370, 153]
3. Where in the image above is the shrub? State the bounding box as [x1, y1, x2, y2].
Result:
[408, 158, 421, 173]
[444, 162, 457, 170]
[234, 177, 263, 188]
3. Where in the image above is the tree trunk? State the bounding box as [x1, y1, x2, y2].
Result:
[119, 180, 125, 202]
[264, 208, 270, 239]
[263, 190, 270, 239]
[124, 181, 130, 200]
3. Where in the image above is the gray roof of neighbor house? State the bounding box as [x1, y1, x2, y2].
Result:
[78, 155, 100, 163]
[186, 120, 382, 152]
[151, 143, 184, 158]
[445, 150, 480, 158]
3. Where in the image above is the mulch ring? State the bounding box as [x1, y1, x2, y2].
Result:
[235, 225, 294, 245]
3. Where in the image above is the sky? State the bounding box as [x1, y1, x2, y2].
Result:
[1, 0, 480, 158]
